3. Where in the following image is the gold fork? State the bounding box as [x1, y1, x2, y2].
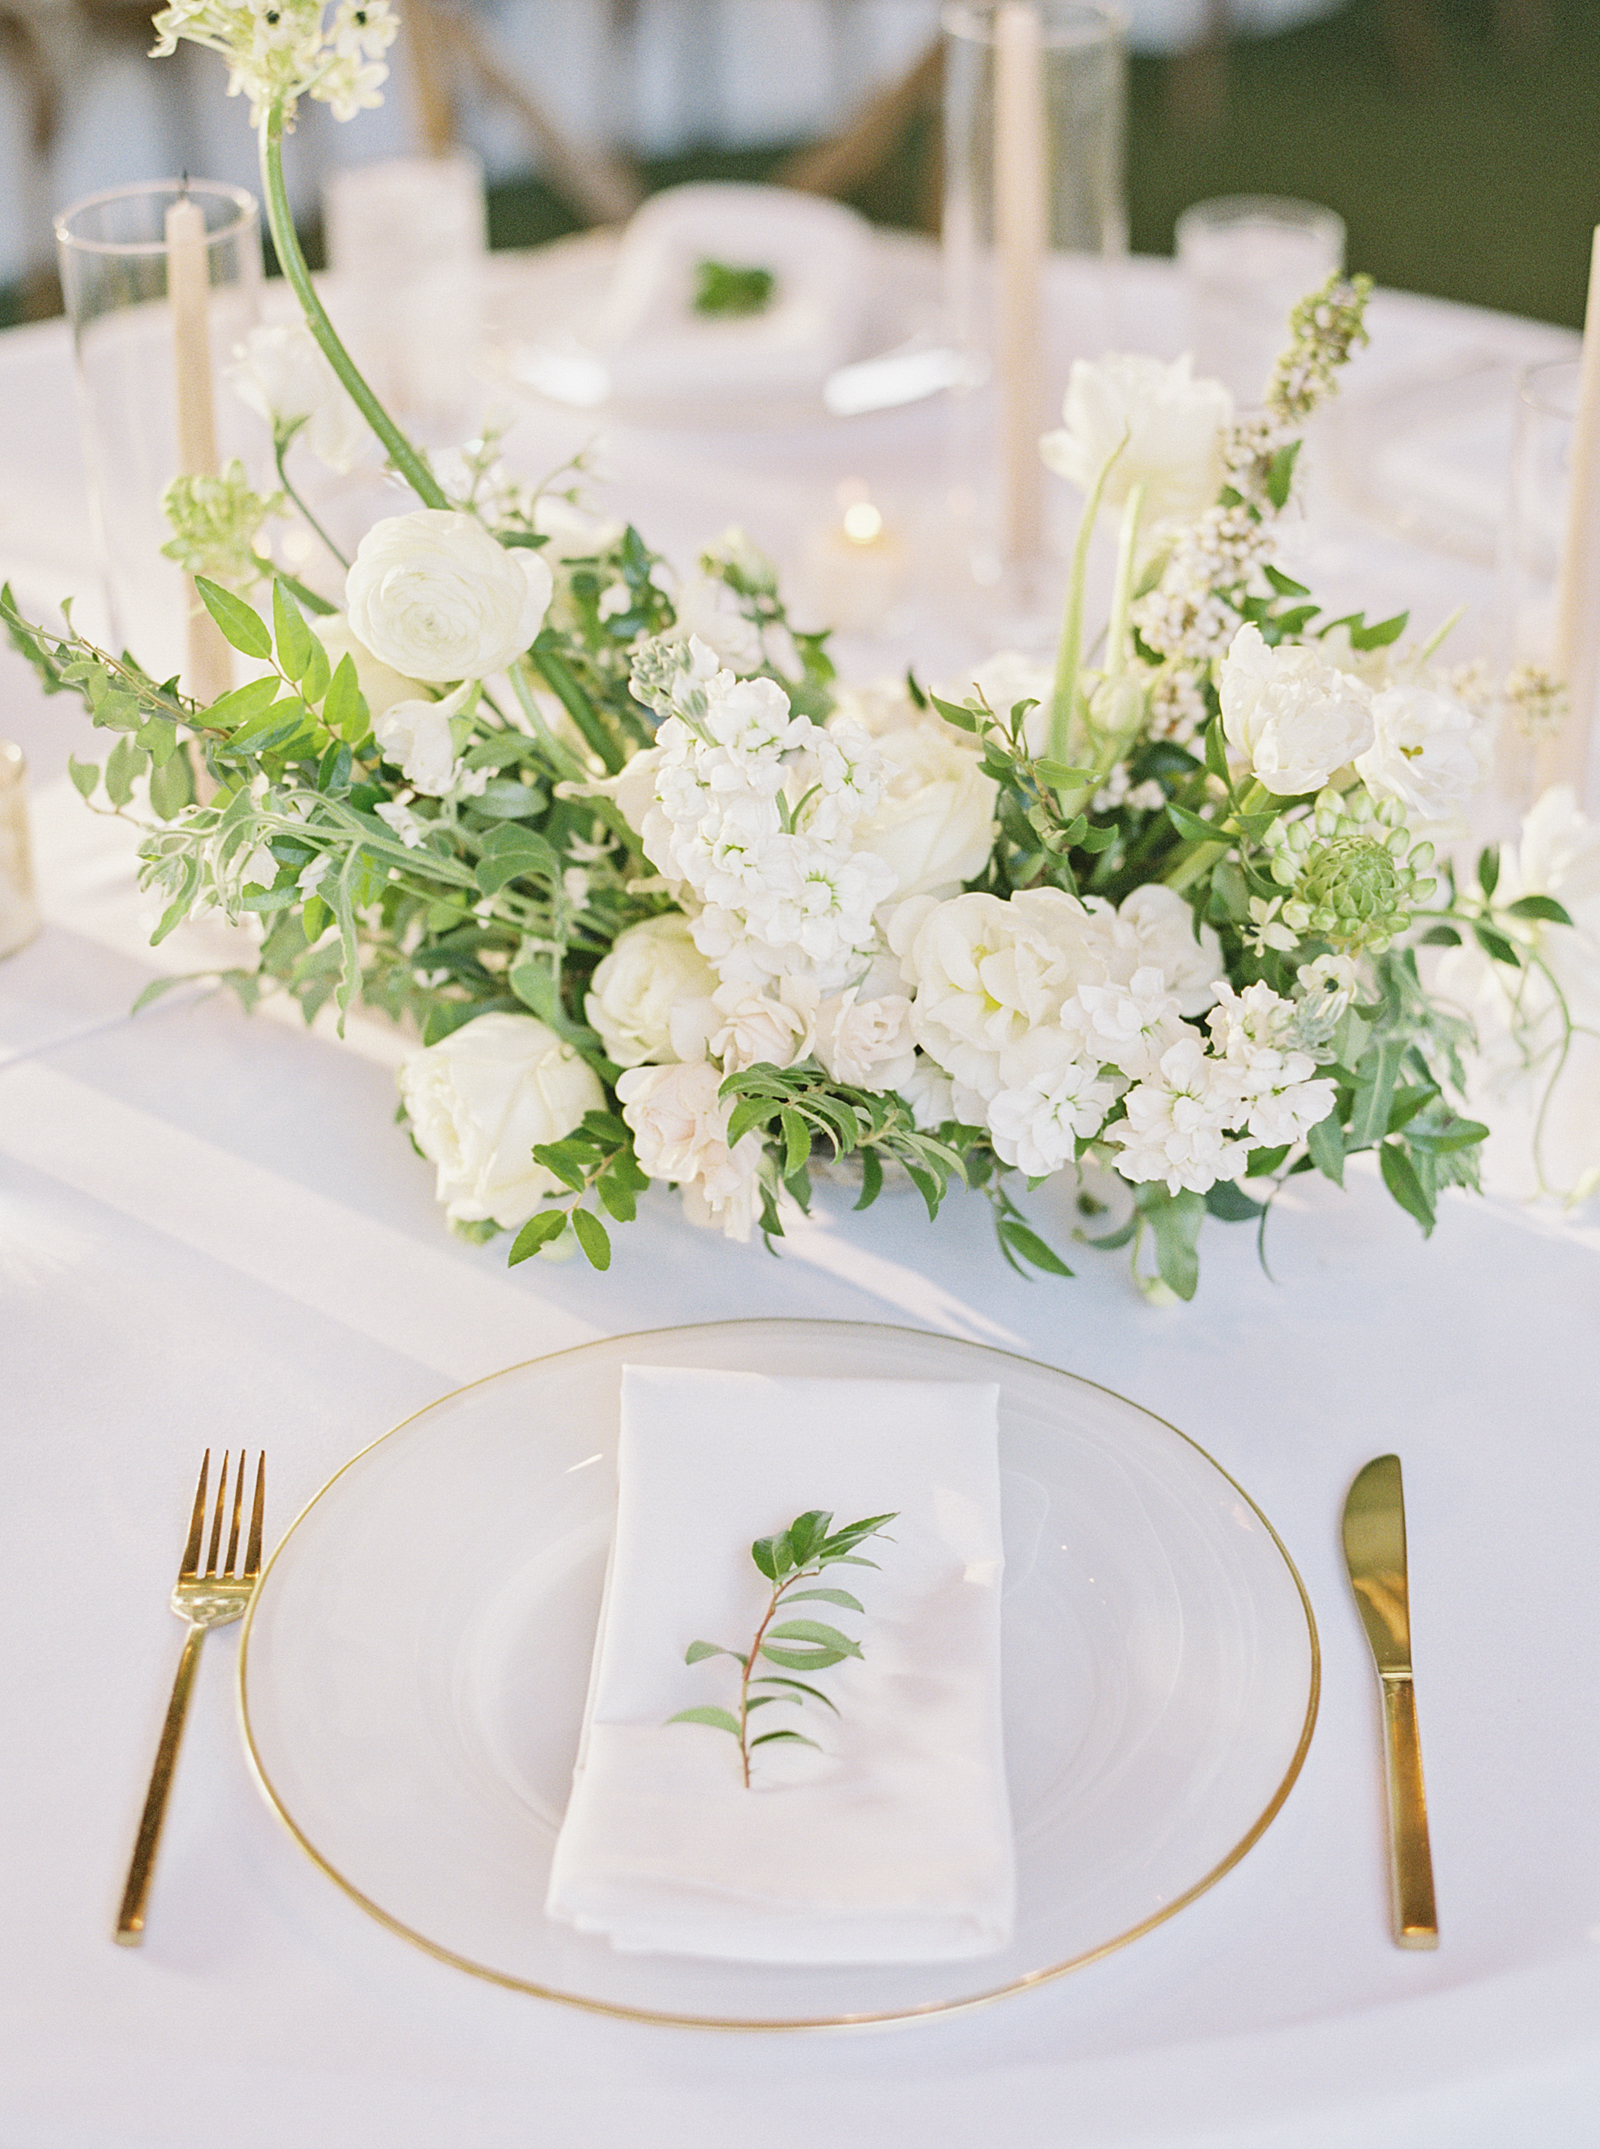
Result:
[114, 1449, 266, 1945]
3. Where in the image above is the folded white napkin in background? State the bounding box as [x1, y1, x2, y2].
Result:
[545, 1364, 1014, 1965]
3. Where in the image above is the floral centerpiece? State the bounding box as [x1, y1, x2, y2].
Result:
[7, 4, 1593, 1299]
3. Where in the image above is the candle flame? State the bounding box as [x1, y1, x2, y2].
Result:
[842, 502, 883, 545]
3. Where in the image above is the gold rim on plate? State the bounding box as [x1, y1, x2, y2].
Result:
[237, 1318, 1320, 2030]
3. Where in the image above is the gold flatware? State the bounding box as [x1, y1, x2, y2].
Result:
[1341, 1452, 1438, 1949]
[115, 1449, 266, 1945]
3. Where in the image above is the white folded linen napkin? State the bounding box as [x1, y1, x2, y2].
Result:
[545, 1364, 1014, 1964]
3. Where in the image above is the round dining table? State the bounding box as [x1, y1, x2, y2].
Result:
[2, 241, 1598, 2149]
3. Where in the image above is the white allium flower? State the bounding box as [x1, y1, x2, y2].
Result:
[1116, 883, 1225, 1016]
[1219, 623, 1376, 796]
[616, 1058, 762, 1241]
[1108, 1035, 1250, 1195]
[227, 322, 368, 473]
[584, 914, 718, 1068]
[1076, 966, 1187, 1081]
[1355, 681, 1482, 822]
[1041, 353, 1233, 524]
[372, 680, 471, 797]
[398, 1012, 604, 1230]
[347, 509, 553, 683]
[813, 988, 918, 1093]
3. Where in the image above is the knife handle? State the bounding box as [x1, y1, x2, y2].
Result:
[1379, 1674, 1438, 1948]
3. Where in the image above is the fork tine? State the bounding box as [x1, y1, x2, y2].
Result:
[224, 1451, 246, 1574]
[243, 1454, 266, 1580]
[179, 1451, 211, 1579]
[205, 1451, 229, 1577]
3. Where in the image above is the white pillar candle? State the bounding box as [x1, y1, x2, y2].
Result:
[994, 2, 1046, 570]
[165, 192, 232, 704]
[1545, 224, 1600, 802]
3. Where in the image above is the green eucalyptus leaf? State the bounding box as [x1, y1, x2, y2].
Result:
[1306, 1112, 1346, 1185]
[1504, 894, 1572, 926]
[684, 1639, 739, 1664]
[767, 1619, 862, 1655]
[667, 1706, 742, 1737]
[750, 1675, 839, 1713]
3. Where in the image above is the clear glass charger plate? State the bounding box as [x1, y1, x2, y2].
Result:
[239, 1319, 1318, 2028]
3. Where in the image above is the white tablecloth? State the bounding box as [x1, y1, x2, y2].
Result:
[3, 251, 1599, 2149]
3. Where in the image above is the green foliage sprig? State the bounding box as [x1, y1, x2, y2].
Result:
[670, 1508, 897, 1787]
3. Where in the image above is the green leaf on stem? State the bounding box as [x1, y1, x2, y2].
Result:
[196, 577, 272, 660]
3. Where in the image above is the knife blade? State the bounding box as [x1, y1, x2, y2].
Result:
[1342, 1453, 1438, 1948]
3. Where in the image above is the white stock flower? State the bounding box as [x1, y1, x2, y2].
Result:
[398, 1012, 604, 1230]
[986, 1027, 1119, 1176]
[226, 321, 367, 473]
[584, 913, 718, 1068]
[1355, 681, 1482, 821]
[616, 1058, 762, 1240]
[1206, 980, 1338, 1147]
[1219, 623, 1376, 796]
[1041, 353, 1233, 524]
[373, 681, 472, 797]
[312, 613, 423, 720]
[1076, 966, 1187, 1081]
[347, 510, 553, 683]
[709, 976, 819, 1072]
[1108, 1035, 1250, 1196]
[848, 714, 998, 900]
[813, 988, 918, 1092]
[1116, 883, 1225, 1016]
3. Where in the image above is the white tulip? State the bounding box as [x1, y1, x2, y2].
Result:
[584, 913, 719, 1068]
[398, 1012, 604, 1230]
[1040, 353, 1233, 525]
[1219, 624, 1375, 796]
[346, 509, 553, 683]
[1355, 681, 1482, 821]
[226, 322, 367, 475]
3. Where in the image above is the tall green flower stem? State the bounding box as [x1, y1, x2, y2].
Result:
[273, 429, 349, 571]
[258, 102, 447, 512]
[1046, 441, 1124, 769]
[1103, 482, 1145, 680]
[1164, 778, 1270, 892]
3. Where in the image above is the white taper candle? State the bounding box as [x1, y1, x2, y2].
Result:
[994, 2, 1046, 569]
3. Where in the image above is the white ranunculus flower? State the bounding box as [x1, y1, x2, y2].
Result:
[373, 681, 472, 797]
[813, 987, 918, 1093]
[1219, 623, 1376, 796]
[1356, 682, 1482, 821]
[226, 321, 368, 474]
[398, 1012, 604, 1230]
[1040, 353, 1233, 525]
[346, 509, 553, 683]
[1116, 882, 1225, 1016]
[584, 913, 719, 1068]
[848, 716, 998, 900]
[313, 613, 424, 721]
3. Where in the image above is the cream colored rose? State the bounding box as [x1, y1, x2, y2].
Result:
[848, 717, 998, 900]
[1220, 623, 1375, 796]
[313, 613, 424, 720]
[709, 976, 818, 1073]
[1040, 353, 1233, 524]
[346, 509, 553, 683]
[398, 1012, 604, 1230]
[616, 1058, 762, 1239]
[584, 913, 718, 1067]
[813, 988, 917, 1092]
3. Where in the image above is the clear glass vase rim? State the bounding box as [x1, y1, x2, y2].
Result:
[942, 0, 1126, 48]
[54, 178, 259, 256]
[1175, 195, 1346, 238]
[1517, 355, 1581, 422]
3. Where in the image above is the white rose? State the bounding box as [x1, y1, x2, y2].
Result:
[346, 509, 554, 683]
[616, 1058, 762, 1239]
[848, 717, 998, 900]
[813, 988, 918, 1092]
[1355, 682, 1482, 821]
[373, 680, 472, 797]
[708, 976, 819, 1073]
[313, 614, 424, 721]
[1040, 353, 1233, 524]
[584, 913, 719, 1068]
[1219, 623, 1375, 796]
[226, 321, 367, 474]
[397, 1012, 604, 1230]
[1116, 882, 1225, 1016]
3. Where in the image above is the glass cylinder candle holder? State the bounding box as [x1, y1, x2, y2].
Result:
[1176, 195, 1345, 405]
[942, 0, 1127, 635]
[55, 179, 262, 695]
[322, 152, 488, 444]
[0, 741, 41, 960]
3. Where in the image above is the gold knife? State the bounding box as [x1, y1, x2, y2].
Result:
[1342, 1453, 1438, 1948]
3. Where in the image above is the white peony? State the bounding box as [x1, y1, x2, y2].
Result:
[1116, 882, 1225, 1016]
[346, 509, 553, 683]
[616, 1058, 762, 1240]
[226, 321, 367, 474]
[313, 613, 424, 721]
[372, 680, 472, 796]
[398, 1012, 605, 1230]
[848, 715, 998, 900]
[1219, 623, 1376, 796]
[1040, 353, 1234, 525]
[584, 913, 718, 1068]
[1355, 681, 1482, 822]
[813, 987, 918, 1092]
